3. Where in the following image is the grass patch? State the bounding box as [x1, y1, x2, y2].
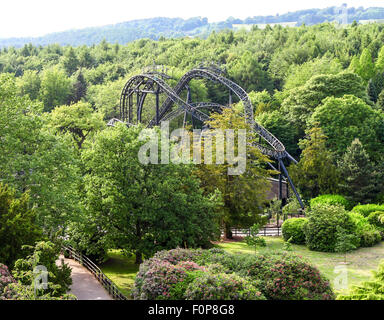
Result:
[99, 250, 139, 298]
[215, 237, 384, 294]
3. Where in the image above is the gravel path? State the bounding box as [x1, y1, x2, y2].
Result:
[57, 256, 112, 300]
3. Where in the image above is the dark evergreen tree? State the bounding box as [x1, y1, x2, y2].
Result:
[338, 138, 379, 205]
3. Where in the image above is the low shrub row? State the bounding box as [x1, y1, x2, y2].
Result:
[133, 248, 335, 300]
[282, 200, 383, 253]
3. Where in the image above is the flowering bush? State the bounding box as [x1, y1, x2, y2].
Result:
[133, 259, 205, 300]
[246, 253, 335, 300]
[152, 248, 204, 265]
[0, 264, 16, 300]
[185, 272, 265, 300]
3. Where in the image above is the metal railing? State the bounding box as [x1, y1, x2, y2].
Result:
[228, 211, 305, 238]
[62, 246, 128, 300]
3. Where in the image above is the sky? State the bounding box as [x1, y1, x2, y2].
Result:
[0, 0, 382, 38]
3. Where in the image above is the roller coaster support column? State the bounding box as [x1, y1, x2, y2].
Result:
[155, 85, 160, 125]
[278, 158, 305, 210]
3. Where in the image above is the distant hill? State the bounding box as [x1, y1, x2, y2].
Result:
[1, 6, 384, 48]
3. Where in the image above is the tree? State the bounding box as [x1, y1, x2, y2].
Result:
[70, 70, 87, 103]
[61, 47, 79, 76]
[12, 241, 72, 297]
[334, 226, 357, 264]
[378, 88, 384, 111]
[16, 70, 41, 101]
[375, 45, 384, 73]
[358, 48, 375, 82]
[289, 127, 339, 200]
[40, 66, 72, 112]
[0, 184, 42, 267]
[82, 124, 221, 264]
[0, 74, 81, 235]
[310, 94, 384, 162]
[281, 72, 368, 134]
[244, 223, 267, 254]
[46, 101, 104, 149]
[338, 139, 380, 205]
[195, 108, 274, 239]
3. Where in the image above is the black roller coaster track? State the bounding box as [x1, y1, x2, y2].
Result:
[116, 65, 304, 209]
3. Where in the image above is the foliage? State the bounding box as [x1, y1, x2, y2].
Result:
[347, 212, 381, 248]
[46, 101, 105, 149]
[185, 272, 265, 300]
[338, 139, 382, 205]
[310, 194, 350, 210]
[352, 204, 384, 217]
[245, 252, 334, 300]
[337, 260, 384, 300]
[304, 204, 357, 252]
[83, 124, 221, 264]
[0, 74, 82, 235]
[0, 184, 42, 267]
[194, 108, 274, 238]
[133, 248, 333, 300]
[0, 264, 17, 300]
[289, 127, 339, 200]
[310, 95, 384, 162]
[281, 218, 308, 244]
[334, 226, 358, 263]
[12, 241, 72, 297]
[244, 223, 267, 252]
[367, 211, 384, 234]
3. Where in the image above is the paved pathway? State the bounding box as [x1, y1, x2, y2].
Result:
[57, 256, 112, 300]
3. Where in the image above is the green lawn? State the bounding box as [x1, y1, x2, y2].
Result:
[99, 250, 139, 298]
[99, 238, 384, 297]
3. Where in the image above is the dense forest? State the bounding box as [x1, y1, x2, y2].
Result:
[1, 22, 384, 298]
[1, 5, 384, 47]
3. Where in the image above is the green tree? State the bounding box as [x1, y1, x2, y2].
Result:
[195, 108, 274, 239]
[358, 48, 375, 82]
[0, 184, 42, 267]
[82, 124, 220, 264]
[61, 47, 79, 76]
[338, 139, 380, 205]
[289, 127, 339, 200]
[16, 70, 41, 101]
[12, 241, 72, 297]
[310, 95, 384, 161]
[40, 66, 72, 112]
[334, 226, 357, 264]
[375, 45, 384, 73]
[46, 101, 104, 149]
[0, 74, 81, 235]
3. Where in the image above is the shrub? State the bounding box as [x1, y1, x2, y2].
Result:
[245, 252, 335, 300]
[185, 272, 265, 300]
[348, 212, 381, 247]
[310, 194, 350, 210]
[282, 218, 308, 244]
[152, 248, 204, 265]
[133, 259, 205, 300]
[337, 260, 384, 300]
[0, 264, 16, 300]
[367, 211, 384, 235]
[304, 204, 356, 252]
[352, 204, 384, 217]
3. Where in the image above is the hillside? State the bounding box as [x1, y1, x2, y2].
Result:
[0, 6, 384, 48]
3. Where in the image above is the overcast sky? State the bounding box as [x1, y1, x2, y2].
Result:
[0, 0, 381, 38]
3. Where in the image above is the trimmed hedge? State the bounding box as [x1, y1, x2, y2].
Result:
[352, 204, 384, 217]
[282, 218, 308, 244]
[310, 194, 350, 210]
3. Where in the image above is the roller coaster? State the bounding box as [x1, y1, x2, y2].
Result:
[108, 62, 304, 208]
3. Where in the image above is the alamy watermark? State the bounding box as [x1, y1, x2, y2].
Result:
[138, 121, 247, 175]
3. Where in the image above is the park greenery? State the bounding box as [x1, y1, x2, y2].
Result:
[0, 20, 384, 300]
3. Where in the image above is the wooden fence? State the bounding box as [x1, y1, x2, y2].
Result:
[62, 246, 128, 300]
